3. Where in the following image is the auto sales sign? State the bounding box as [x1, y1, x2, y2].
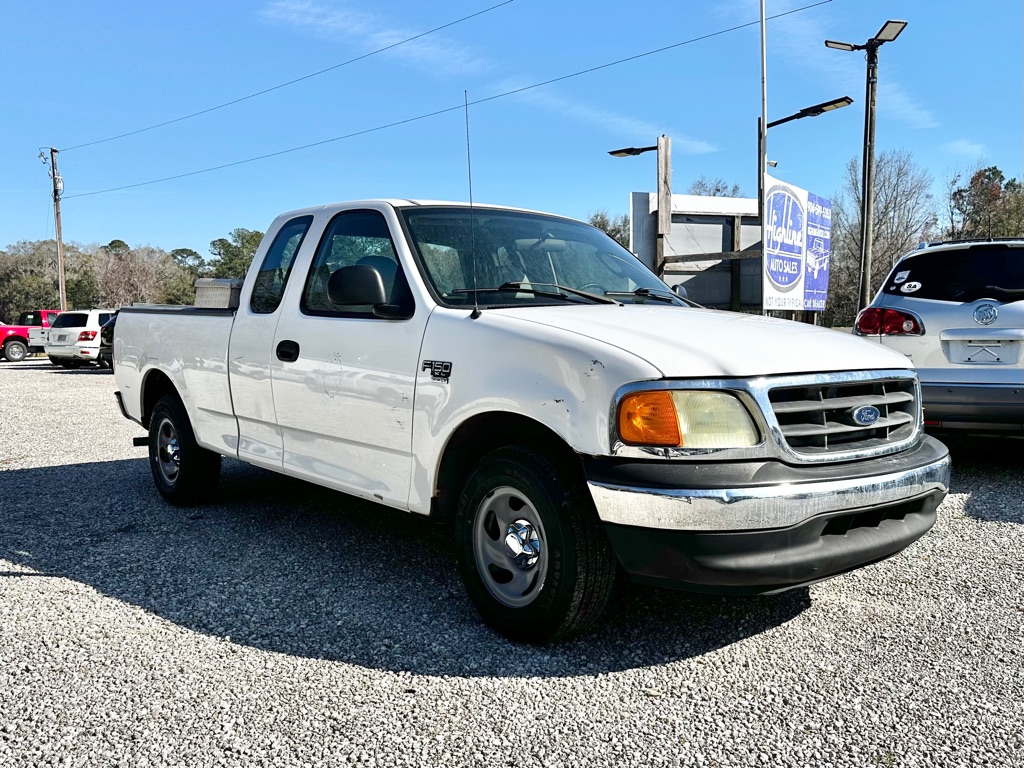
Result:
[762, 174, 832, 311]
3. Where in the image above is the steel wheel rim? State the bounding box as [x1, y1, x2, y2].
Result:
[155, 416, 181, 485]
[7, 344, 26, 362]
[472, 485, 549, 608]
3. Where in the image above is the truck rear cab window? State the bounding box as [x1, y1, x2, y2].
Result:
[250, 215, 314, 314]
[301, 210, 412, 317]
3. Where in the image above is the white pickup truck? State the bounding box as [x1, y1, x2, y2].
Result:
[114, 200, 951, 642]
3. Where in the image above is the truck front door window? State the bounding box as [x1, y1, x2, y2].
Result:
[301, 210, 409, 317]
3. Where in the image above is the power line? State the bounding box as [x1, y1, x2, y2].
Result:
[59, 0, 515, 153]
[66, 0, 832, 199]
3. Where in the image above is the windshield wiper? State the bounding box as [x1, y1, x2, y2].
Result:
[603, 287, 683, 304]
[454, 283, 619, 305]
[500, 282, 620, 305]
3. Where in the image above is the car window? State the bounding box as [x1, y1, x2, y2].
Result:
[251, 215, 314, 314]
[301, 209, 409, 317]
[50, 313, 88, 328]
[884, 246, 1024, 302]
[98, 313, 113, 326]
[18, 312, 39, 326]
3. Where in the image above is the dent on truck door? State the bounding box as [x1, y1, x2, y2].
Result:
[269, 209, 425, 507]
[228, 215, 314, 469]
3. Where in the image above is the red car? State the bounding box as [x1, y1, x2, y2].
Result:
[1, 309, 61, 363]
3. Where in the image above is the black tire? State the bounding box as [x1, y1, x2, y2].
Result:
[3, 339, 28, 363]
[148, 394, 222, 506]
[456, 446, 618, 643]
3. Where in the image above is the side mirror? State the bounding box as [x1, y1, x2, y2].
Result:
[327, 265, 387, 307]
[672, 283, 689, 300]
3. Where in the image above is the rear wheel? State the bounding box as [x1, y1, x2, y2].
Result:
[2, 339, 28, 363]
[149, 395, 222, 506]
[456, 446, 618, 643]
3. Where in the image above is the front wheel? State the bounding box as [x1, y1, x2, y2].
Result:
[3, 339, 28, 363]
[456, 446, 618, 643]
[149, 395, 222, 506]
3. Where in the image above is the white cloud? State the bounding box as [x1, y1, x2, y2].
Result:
[259, 0, 490, 76]
[942, 139, 987, 159]
[499, 82, 717, 154]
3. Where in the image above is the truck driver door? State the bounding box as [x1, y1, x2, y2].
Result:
[269, 207, 427, 508]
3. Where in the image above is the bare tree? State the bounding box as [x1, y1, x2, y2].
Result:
[687, 176, 743, 197]
[95, 241, 183, 308]
[821, 149, 936, 328]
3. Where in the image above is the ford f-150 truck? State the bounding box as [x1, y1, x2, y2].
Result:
[113, 200, 951, 642]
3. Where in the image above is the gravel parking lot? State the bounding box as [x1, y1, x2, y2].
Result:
[2, 358, 1022, 768]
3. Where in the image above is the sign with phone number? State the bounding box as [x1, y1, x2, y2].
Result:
[762, 174, 832, 311]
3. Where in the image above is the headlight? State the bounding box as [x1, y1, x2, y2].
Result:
[617, 390, 759, 448]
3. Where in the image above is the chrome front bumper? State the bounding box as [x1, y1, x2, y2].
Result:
[586, 436, 951, 532]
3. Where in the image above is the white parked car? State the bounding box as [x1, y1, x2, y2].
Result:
[855, 240, 1024, 435]
[45, 309, 117, 367]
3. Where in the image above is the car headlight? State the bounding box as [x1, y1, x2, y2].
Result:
[617, 390, 759, 448]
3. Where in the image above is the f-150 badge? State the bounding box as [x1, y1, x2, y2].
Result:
[422, 360, 452, 383]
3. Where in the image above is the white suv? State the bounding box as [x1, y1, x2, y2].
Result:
[45, 309, 117, 368]
[855, 240, 1023, 435]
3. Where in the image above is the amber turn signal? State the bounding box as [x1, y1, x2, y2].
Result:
[618, 391, 682, 446]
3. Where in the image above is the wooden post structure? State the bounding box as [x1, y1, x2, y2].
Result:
[655, 135, 672, 276]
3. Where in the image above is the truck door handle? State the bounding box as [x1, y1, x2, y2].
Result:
[276, 340, 300, 362]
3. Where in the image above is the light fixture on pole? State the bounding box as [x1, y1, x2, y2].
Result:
[826, 19, 907, 312]
[609, 135, 671, 275]
[766, 96, 854, 128]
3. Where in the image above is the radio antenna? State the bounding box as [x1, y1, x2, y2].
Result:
[465, 90, 481, 319]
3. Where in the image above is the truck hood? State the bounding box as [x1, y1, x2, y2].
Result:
[490, 304, 913, 378]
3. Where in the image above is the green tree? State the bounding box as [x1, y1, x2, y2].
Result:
[209, 228, 264, 279]
[943, 166, 1024, 239]
[588, 210, 630, 248]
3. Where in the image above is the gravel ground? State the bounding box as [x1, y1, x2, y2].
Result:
[1, 358, 1022, 768]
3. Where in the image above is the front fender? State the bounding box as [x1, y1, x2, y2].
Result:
[407, 309, 660, 513]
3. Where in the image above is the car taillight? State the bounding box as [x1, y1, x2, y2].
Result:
[855, 307, 922, 336]
[78, 331, 97, 342]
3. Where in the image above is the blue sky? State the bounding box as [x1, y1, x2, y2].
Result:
[2, 0, 1021, 256]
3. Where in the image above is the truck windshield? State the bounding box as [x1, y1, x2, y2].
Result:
[400, 206, 685, 308]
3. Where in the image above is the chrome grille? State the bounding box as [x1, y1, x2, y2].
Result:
[768, 376, 918, 456]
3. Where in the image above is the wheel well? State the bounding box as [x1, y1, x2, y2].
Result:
[140, 370, 179, 429]
[431, 412, 584, 526]
[3, 335, 28, 346]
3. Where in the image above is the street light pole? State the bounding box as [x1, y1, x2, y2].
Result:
[826, 19, 907, 312]
[859, 43, 879, 313]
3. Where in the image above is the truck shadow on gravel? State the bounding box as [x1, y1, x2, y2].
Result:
[2, 458, 810, 677]
[939, 434, 1023, 525]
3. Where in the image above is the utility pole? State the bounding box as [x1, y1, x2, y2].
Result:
[42, 148, 68, 311]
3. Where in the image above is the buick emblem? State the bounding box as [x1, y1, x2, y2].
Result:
[851, 405, 881, 426]
[973, 304, 998, 326]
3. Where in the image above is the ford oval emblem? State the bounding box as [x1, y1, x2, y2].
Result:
[974, 304, 998, 326]
[851, 405, 881, 426]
